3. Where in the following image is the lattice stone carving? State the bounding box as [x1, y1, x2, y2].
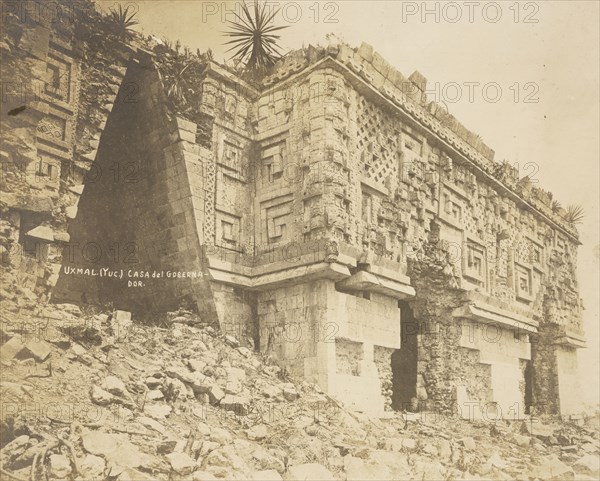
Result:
[204, 161, 216, 244]
[356, 95, 401, 185]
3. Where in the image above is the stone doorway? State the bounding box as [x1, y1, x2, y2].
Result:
[524, 360, 533, 414]
[391, 301, 418, 411]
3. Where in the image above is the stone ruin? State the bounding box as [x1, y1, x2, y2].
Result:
[1, 1, 586, 418]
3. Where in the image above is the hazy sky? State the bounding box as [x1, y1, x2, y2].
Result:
[98, 0, 599, 406]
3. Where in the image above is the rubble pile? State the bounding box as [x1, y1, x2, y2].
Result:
[1, 304, 598, 481]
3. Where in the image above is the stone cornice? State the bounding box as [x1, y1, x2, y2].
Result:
[453, 302, 539, 333]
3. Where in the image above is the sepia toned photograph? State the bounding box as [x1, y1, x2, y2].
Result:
[1, 1, 599, 480]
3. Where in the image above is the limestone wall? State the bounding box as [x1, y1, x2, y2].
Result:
[555, 346, 582, 416]
[1, 0, 133, 308]
[257, 280, 332, 382]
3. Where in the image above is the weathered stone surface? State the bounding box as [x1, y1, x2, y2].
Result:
[0, 325, 14, 345]
[224, 335, 239, 347]
[145, 376, 162, 389]
[80, 454, 106, 479]
[16, 340, 52, 362]
[344, 456, 392, 481]
[146, 389, 164, 401]
[522, 421, 556, 439]
[200, 441, 220, 456]
[282, 384, 299, 401]
[438, 439, 452, 460]
[157, 439, 178, 455]
[90, 386, 115, 406]
[166, 452, 197, 475]
[511, 433, 531, 448]
[0, 337, 25, 362]
[204, 445, 249, 472]
[192, 471, 219, 481]
[460, 436, 476, 450]
[529, 455, 574, 480]
[82, 432, 118, 456]
[573, 454, 600, 477]
[189, 359, 206, 372]
[144, 403, 172, 419]
[106, 439, 147, 469]
[208, 384, 226, 404]
[246, 424, 268, 441]
[411, 458, 445, 481]
[225, 367, 245, 394]
[137, 416, 166, 434]
[102, 375, 130, 397]
[284, 463, 336, 481]
[209, 427, 232, 445]
[48, 454, 71, 478]
[116, 468, 156, 481]
[220, 394, 250, 415]
[251, 470, 283, 481]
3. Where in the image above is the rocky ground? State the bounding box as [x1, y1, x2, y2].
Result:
[0, 303, 599, 481]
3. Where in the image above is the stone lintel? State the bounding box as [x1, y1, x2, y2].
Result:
[207, 262, 351, 290]
[207, 269, 252, 288]
[206, 244, 357, 276]
[361, 263, 412, 286]
[554, 330, 586, 349]
[206, 256, 253, 277]
[5, 193, 54, 213]
[360, 177, 389, 197]
[252, 262, 350, 290]
[336, 270, 415, 300]
[453, 302, 538, 333]
[255, 124, 290, 142]
[25, 225, 54, 242]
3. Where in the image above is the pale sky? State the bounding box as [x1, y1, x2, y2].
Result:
[99, 0, 599, 407]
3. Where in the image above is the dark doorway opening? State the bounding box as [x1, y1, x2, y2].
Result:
[524, 360, 533, 414]
[391, 301, 418, 411]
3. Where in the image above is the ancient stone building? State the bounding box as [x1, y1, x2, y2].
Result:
[1, 0, 130, 301]
[1, 3, 585, 418]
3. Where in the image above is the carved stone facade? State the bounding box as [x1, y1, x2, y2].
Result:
[1, 1, 131, 304]
[3, 10, 584, 419]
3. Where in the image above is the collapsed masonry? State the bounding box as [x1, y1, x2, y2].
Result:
[1, 4, 585, 419]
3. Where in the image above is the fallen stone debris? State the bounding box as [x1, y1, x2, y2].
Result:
[1, 305, 598, 481]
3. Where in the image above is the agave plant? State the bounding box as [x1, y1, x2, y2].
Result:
[108, 4, 139, 39]
[551, 199, 562, 213]
[166, 62, 194, 103]
[224, 0, 288, 74]
[197, 48, 214, 62]
[154, 37, 210, 108]
[564, 205, 585, 225]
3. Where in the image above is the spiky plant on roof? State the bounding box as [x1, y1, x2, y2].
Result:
[224, 0, 289, 75]
[564, 205, 585, 225]
[108, 4, 139, 39]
